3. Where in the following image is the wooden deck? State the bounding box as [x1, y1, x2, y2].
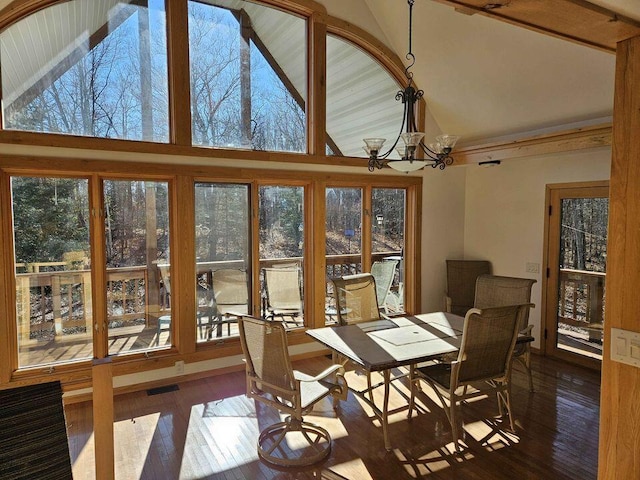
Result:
[64, 354, 600, 479]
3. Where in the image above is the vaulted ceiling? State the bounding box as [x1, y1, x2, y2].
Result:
[322, 0, 640, 147]
[1, 0, 639, 151]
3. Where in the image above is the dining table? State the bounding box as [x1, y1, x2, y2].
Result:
[307, 311, 464, 451]
[306, 311, 534, 451]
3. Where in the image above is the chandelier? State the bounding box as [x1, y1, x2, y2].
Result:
[363, 0, 459, 173]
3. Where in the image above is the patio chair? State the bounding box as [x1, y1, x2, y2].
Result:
[330, 273, 384, 325]
[263, 267, 303, 327]
[157, 264, 173, 342]
[445, 259, 492, 316]
[330, 273, 385, 398]
[157, 264, 209, 342]
[408, 304, 532, 452]
[238, 316, 347, 467]
[371, 259, 399, 313]
[211, 268, 249, 338]
[474, 274, 537, 391]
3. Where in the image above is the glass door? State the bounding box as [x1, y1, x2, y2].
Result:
[544, 182, 608, 367]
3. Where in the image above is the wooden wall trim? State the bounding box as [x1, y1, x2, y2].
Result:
[454, 123, 612, 164]
[598, 34, 640, 480]
[0, 171, 14, 382]
[89, 175, 108, 359]
[0, 153, 422, 185]
[174, 176, 197, 354]
[310, 180, 326, 328]
[0, 0, 57, 30]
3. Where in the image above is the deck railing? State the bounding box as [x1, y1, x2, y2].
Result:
[558, 268, 605, 343]
[16, 251, 402, 341]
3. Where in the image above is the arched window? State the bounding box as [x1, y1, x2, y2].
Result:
[326, 33, 404, 158]
[1, 1, 410, 160]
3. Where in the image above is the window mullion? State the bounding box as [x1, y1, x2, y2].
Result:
[167, 0, 192, 146]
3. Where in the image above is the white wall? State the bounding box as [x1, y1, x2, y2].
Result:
[421, 165, 467, 312]
[463, 147, 611, 348]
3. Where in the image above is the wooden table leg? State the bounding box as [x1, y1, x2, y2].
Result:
[382, 369, 392, 451]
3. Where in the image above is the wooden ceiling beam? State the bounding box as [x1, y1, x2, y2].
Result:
[432, 0, 640, 53]
[453, 123, 612, 164]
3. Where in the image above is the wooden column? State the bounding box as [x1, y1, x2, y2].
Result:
[93, 358, 114, 480]
[166, 0, 192, 146]
[598, 34, 640, 480]
[174, 176, 196, 352]
[310, 180, 326, 327]
[308, 12, 327, 155]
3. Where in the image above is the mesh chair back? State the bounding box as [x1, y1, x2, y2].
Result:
[239, 316, 295, 399]
[446, 260, 491, 316]
[371, 260, 398, 307]
[213, 269, 249, 315]
[331, 273, 381, 325]
[474, 275, 536, 331]
[456, 305, 522, 383]
[264, 267, 302, 311]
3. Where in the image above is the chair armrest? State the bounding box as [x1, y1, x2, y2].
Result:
[294, 364, 348, 401]
[294, 364, 344, 383]
[520, 324, 534, 335]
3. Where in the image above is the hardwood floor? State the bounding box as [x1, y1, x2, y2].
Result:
[64, 355, 600, 479]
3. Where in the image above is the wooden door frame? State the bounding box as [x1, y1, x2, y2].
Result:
[542, 180, 609, 369]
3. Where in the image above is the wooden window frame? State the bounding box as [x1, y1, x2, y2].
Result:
[0, 155, 421, 388]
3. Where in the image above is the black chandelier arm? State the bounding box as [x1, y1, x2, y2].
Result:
[367, 96, 410, 166]
[433, 155, 454, 170]
[418, 142, 440, 161]
[368, 156, 387, 172]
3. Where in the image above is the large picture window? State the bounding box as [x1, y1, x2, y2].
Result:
[372, 188, 406, 313]
[0, 0, 169, 141]
[103, 180, 170, 355]
[259, 185, 305, 327]
[12, 176, 92, 368]
[194, 182, 250, 341]
[0, 0, 422, 379]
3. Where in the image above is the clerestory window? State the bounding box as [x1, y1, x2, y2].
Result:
[188, 0, 307, 153]
[0, 0, 170, 141]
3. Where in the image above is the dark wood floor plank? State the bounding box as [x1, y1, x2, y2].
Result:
[64, 355, 600, 479]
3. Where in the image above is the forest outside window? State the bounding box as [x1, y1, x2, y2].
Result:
[194, 182, 251, 342]
[0, 0, 169, 142]
[259, 185, 305, 327]
[325, 187, 362, 324]
[104, 180, 171, 355]
[372, 188, 406, 314]
[11, 176, 93, 368]
[188, 0, 307, 153]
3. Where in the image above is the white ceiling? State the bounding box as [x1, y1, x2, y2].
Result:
[324, 0, 640, 146]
